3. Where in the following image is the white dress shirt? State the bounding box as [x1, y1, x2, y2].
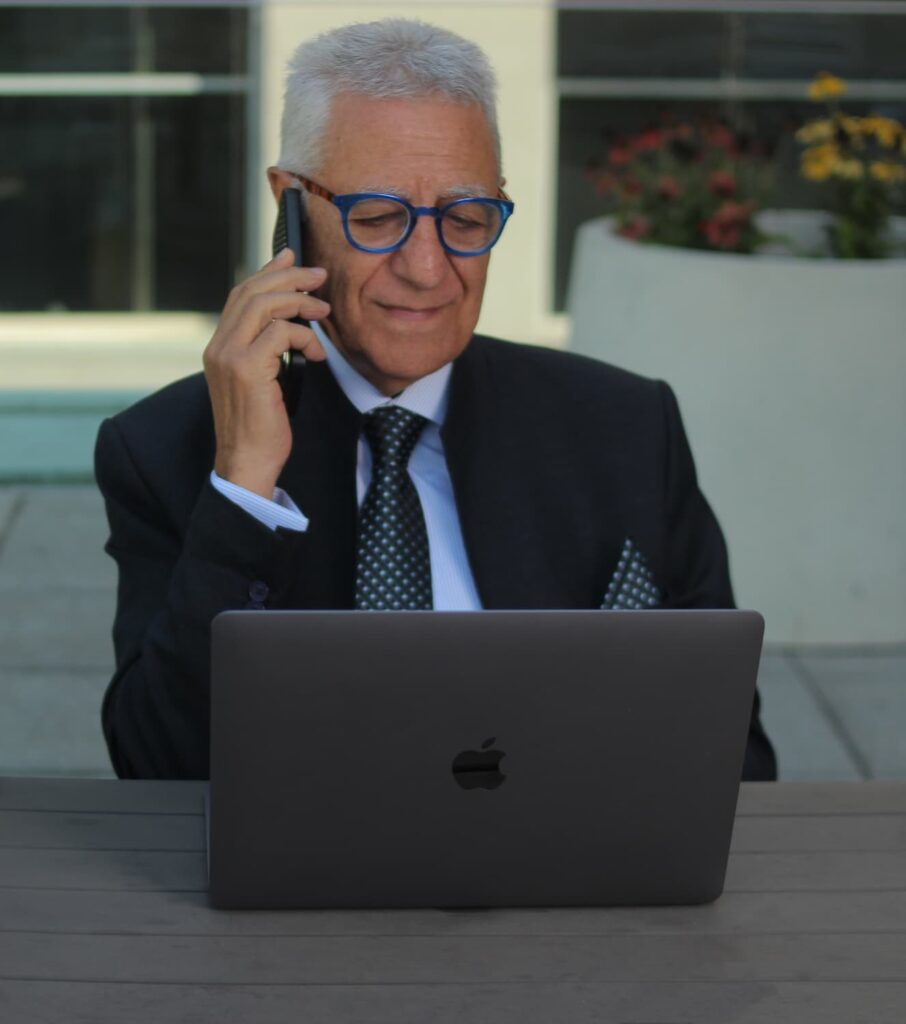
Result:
[211, 321, 482, 610]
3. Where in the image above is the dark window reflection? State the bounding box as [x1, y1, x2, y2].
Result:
[559, 11, 906, 81]
[559, 12, 726, 79]
[0, 94, 245, 312]
[0, 7, 247, 74]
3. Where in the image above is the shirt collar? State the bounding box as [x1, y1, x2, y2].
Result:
[311, 319, 451, 426]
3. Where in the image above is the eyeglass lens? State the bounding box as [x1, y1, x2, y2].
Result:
[346, 198, 502, 252]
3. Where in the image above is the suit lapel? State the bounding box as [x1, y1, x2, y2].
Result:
[277, 360, 362, 609]
[442, 338, 552, 609]
[443, 336, 631, 610]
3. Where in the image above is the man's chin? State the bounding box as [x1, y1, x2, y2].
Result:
[353, 334, 469, 394]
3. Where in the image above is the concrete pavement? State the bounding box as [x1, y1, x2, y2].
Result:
[0, 483, 904, 779]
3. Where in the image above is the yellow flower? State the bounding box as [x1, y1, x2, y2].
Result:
[870, 161, 906, 184]
[796, 119, 834, 144]
[833, 158, 865, 180]
[801, 143, 839, 181]
[808, 72, 847, 102]
[836, 115, 867, 146]
[861, 115, 904, 149]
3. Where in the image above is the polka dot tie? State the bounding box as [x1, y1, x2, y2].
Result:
[355, 406, 433, 610]
[600, 538, 662, 610]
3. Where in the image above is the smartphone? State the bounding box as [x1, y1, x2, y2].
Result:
[272, 187, 308, 414]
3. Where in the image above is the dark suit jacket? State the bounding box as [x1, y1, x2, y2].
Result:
[95, 333, 776, 781]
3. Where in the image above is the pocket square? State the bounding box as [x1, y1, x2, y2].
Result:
[601, 538, 662, 610]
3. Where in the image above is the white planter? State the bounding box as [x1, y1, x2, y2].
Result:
[567, 211, 906, 645]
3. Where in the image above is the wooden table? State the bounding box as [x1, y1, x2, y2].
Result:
[2, 778, 905, 1023]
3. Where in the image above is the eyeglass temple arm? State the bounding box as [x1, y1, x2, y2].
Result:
[289, 174, 336, 201]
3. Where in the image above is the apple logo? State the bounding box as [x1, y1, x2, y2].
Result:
[451, 737, 507, 790]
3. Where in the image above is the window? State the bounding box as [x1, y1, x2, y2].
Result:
[0, 7, 249, 312]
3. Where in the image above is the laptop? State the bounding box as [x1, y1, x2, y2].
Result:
[207, 608, 763, 909]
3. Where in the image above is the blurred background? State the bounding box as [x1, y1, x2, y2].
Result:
[1, 0, 904, 779]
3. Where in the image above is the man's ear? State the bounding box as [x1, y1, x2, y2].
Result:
[267, 166, 297, 202]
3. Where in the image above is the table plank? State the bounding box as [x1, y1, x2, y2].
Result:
[2, 888, 906, 938]
[3, 808, 904, 854]
[0, 810, 204, 850]
[2, 980, 906, 1024]
[3, 779, 905, 817]
[728, 815, 906, 852]
[3, 845, 904, 895]
[724, 851, 906, 892]
[2, 932, 906, 985]
[0, 848, 206, 891]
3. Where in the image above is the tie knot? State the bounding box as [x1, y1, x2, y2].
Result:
[362, 406, 428, 469]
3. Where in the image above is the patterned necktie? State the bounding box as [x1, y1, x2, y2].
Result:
[355, 405, 433, 610]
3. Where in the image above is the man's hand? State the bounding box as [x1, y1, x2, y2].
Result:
[204, 248, 331, 499]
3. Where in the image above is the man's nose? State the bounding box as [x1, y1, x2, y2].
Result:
[389, 214, 449, 288]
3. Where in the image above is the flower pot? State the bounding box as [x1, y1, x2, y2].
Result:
[566, 210, 906, 644]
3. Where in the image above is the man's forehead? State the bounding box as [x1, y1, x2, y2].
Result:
[355, 183, 495, 200]
[318, 93, 500, 192]
[325, 92, 495, 149]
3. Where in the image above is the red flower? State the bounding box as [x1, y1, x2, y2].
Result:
[608, 146, 632, 168]
[699, 201, 754, 249]
[622, 176, 644, 196]
[708, 170, 737, 197]
[617, 217, 651, 241]
[657, 175, 684, 199]
[590, 172, 617, 197]
[714, 200, 754, 224]
[705, 123, 738, 154]
[701, 219, 742, 249]
[633, 129, 664, 153]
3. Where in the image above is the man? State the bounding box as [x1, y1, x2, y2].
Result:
[96, 19, 776, 781]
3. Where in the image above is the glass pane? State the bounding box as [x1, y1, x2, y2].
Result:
[0, 6, 247, 74]
[738, 14, 906, 80]
[0, 94, 245, 312]
[0, 8, 133, 72]
[558, 11, 906, 82]
[559, 12, 727, 79]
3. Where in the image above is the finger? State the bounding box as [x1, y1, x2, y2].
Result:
[224, 259, 327, 317]
[258, 319, 327, 363]
[217, 291, 330, 356]
[238, 291, 331, 341]
[271, 246, 296, 267]
[221, 247, 293, 315]
[252, 265, 328, 300]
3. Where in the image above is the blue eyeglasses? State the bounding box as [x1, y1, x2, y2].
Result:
[289, 174, 514, 257]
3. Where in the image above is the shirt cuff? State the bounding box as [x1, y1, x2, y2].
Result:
[209, 470, 309, 533]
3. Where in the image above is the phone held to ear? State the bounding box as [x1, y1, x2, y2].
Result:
[272, 187, 308, 415]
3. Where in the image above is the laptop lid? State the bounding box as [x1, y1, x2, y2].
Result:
[208, 609, 763, 909]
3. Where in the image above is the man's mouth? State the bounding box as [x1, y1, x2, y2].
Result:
[376, 302, 447, 322]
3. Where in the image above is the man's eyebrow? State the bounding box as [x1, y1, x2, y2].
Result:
[441, 184, 494, 200]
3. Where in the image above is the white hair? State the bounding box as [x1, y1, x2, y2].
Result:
[277, 19, 501, 180]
